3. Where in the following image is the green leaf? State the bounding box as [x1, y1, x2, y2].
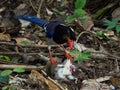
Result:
[0, 55, 4, 59]
[10, 84, 17, 90]
[106, 24, 116, 30]
[0, 55, 11, 62]
[78, 16, 88, 23]
[13, 68, 25, 73]
[103, 18, 114, 25]
[60, 1, 67, 7]
[103, 19, 116, 30]
[0, 70, 12, 76]
[2, 86, 9, 90]
[74, 54, 89, 62]
[0, 74, 9, 83]
[112, 18, 119, 24]
[116, 25, 120, 33]
[75, 0, 86, 9]
[4, 56, 11, 62]
[65, 15, 75, 23]
[93, 4, 114, 19]
[96, 30, 104, 36]
[74, 56, 83, 62]
[74, 8, 86, 17]
[74, 51, 90, 62]
[20, 40, 30, 45]
[70, 50, 81, 54]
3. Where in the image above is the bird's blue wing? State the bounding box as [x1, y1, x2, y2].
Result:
[17, 15, 48, 28]
[45, 20, 65, 38]
[17, 15, 68, 40]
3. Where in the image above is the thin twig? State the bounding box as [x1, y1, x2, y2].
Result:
[0, 0, 8, 5]
[76, 31, 120, 60]
[0, 42, 59, 48]
[91, 51, 120, 60]
[41, 70, 65, 90]
[115, 59, 119, 73]
[0, 52, 64, 56]
[0, 64, 44, 70]
[37, 0, 44, 18]
[47, 0, 54, 5]
[29, 0, 37, 13]
[76, 30, 94, 42]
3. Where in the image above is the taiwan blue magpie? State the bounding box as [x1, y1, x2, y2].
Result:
[18, 15, 76, 65]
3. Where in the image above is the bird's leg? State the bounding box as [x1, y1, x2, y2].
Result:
[48, 46, 57, 65]
[67, 37, 74, 49]
[60, 45, 73, 61]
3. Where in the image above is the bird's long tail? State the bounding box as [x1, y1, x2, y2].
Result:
[17, 15, 48, 28]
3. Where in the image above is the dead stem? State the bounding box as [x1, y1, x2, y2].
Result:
[0, 64, 44, 70]
[37, 0, 44, 18]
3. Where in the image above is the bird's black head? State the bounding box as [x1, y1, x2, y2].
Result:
[53, 24, 76, 47]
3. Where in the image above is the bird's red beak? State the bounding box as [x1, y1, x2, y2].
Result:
[67, 38, 74, 49]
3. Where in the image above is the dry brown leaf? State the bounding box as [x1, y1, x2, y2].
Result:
[82, 14, 94, 31]
[104, 31, 119, 41]
[29, 70, 64, 90]
[104, 30, 114, 36]
[112, 7, 120, 18]
[110, 76, 120, 87]
[81, 76, 111, 90]
[0, 33, 11, 41]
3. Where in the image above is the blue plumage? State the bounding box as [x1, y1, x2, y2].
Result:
[18, 15, 48, 28]
[18, 15, 76, 64]
[18, 15, 76, 44]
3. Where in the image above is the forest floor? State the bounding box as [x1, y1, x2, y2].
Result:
[0, 0, 120, 90]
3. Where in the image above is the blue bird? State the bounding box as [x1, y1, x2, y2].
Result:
[18, 15, 76, 65]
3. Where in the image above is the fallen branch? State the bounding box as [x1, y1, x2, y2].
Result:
[0, 41, 59, 48]
[30, 70, 65, 90]
[37, 0, 44, 18]
[91, 51, 120, 60]
[0, 52, 64, 56]
[0, 64, 44, 70]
